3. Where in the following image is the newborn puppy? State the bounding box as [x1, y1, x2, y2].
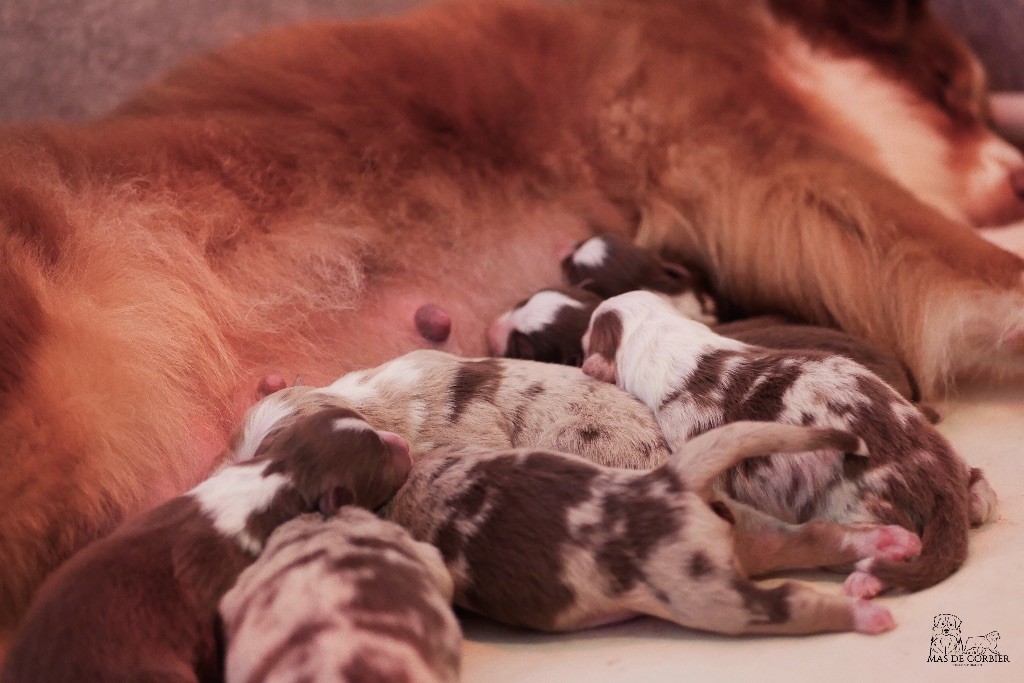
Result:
[1, 406, 410, 683]
[561, 235, 719, 323]
[322, 349, 672, 469]
[487, 287, 603, 364]
[389, 421, 895, 637]
[220, 511, 460, 683]
[581, 291, 998, 596]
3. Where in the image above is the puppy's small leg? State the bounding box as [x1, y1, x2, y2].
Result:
[646, 569, 893, 636]
[733, 580, 894, 636]
[728, 502, 921, 576]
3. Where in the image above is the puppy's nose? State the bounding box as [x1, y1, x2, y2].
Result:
[378, 430, 410, 457]
[556, 238, 579, 264]
[487, 313, 512, 356]
[1011, 167, 1024, 200]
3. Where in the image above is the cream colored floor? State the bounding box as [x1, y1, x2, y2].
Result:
[459, 382, 1024, 683]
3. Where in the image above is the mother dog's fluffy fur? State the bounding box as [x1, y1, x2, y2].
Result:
[2, 0, 1024, 626]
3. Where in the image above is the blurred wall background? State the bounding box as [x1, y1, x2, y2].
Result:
[0, 0, 1020, 123]
[0, 0, 429, 122]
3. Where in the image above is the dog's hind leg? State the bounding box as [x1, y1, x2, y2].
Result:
[727, 502, 922, 576]
[643, 568, 894, 636]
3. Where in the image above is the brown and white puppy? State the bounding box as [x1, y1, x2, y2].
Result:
[389, 421, 897, 637]
[220, 511, 460, 683]
[581, 291, 998, 597]
[487, 287, 604, 366]
[0, 406, 410, 683]
[560, 235, 719, 322]
[489, 283, 925, 407]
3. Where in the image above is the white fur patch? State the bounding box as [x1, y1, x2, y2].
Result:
[190, 461, 291, 554]
[512, 291, 585, 334]
[779, 31, 967, 222]
[332, 417, 371, 433]
[602, 292, 746, 408]
[326, 355, 426, 404]
[232, 395, 299, 463]
[571, 237, 610, 267]
[979, 220, 1024, 257]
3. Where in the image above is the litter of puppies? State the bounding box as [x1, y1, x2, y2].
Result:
[2, 231, 1000, 682]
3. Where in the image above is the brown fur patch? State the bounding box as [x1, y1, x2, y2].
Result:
[433, 452, 599, 630]
[449, 359, 504, 422]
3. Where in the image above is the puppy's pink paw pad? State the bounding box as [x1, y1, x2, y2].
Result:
[870, 526, 922, 562]
[844, 571, 884, 599]
[852, 600, 895, 634]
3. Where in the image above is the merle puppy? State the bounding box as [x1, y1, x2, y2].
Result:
[1, 406, 410, 683]
[250, 350, 671, 470]
[220, 511, 460, 683]
[580, 291, 997, 597]
[388, 421, 897, 637]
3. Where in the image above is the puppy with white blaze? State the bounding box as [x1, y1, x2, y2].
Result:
[220, 511, 461, 683]
[388, 421, 896, 637]
[581, 291, 997, 597]
[0, 407, 411, 683]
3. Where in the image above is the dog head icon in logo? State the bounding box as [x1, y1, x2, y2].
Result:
[930, 614, 963, 658]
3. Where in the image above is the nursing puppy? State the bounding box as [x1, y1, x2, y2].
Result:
[489, 284, 923, 406]
[1, 407, 410, 682]
[389, 421, 896, 637]
[220, 511, 460, 683]
[320, 349, 671, 470]
[561, 235, 719, 323]
[581, 291, 998, 596]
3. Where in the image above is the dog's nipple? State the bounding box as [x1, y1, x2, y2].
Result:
[415, 303, 452, 344]
[257, 373, 288, 397]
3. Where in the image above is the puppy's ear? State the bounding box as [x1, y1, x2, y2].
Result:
[582, 353, 617, 383]
[506, 330, 536, 360]
[318, 485, 354, 517]
[583, 311, 623, 365]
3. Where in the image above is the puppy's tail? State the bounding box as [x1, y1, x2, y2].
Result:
[669, 421, 867, 493]
[869, 487, 970, 593]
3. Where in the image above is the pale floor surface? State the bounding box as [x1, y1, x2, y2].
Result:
[459, 383, 1024, 683]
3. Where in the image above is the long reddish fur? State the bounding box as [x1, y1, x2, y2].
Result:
[1, 0, 1023, 630]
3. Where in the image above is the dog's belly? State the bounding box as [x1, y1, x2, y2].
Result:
[205, 205, 600, 481]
